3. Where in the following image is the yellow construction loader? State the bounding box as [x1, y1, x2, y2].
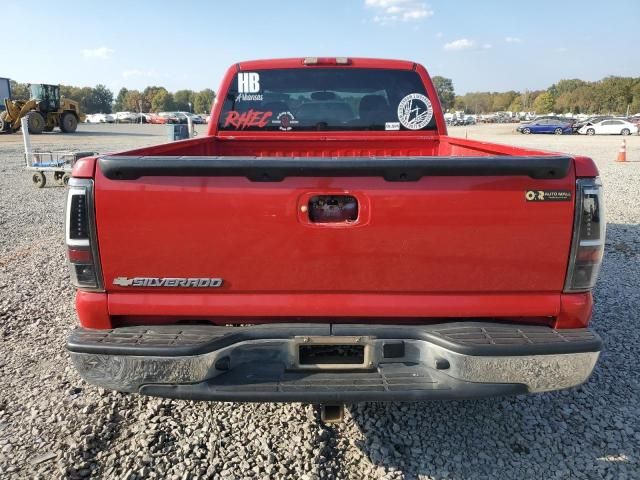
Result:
[0, 84, 83, 134]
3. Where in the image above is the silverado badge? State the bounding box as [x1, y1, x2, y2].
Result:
[113, 277, 224, 288]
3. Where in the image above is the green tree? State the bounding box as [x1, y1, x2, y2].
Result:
[59, 85, 84, 104]
[455, 92, 493, 113]
[553, 92, 573, 114]
[492, 91, 518, 112]
[114, 87, 128, 111]
[507, 96, 523, 113]
[548, 79, 587, 98]
[194, 88, 215, 114]
[572, 86, 598, 114]
[453, 96, 466, 111]
[532, 92, 555, 114]
[150, 88, 175, 112]
[83, 84, 113, 114]
[60, 85, 99, 114]
[432, 76, 455, 111]
[9, 80, 30, 100]
[174, 89, 195, 112]
[630, 82, 640, 115]
[595, 76, 635, 113]
[124, 90, 146, 112]
[143, 86, 163, 105]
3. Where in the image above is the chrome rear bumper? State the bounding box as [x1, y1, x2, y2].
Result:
[67, 322, 601, 402]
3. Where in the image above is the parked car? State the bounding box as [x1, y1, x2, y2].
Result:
[161, 112, 191, 124]
[626, 116, 640, 128]
[173, 112, 194, 124]
[578, 118, 638, 136]
[147, 113, 168, 124]
[183, 112, 205, 124]
[517, 119, 573, 135]
[84, 113, 115, 123]
[158, 112, 184, 124]
[114, 111, 138, 123]
[133, 113, 147, 124]
[534, 116, 578, 126]
[446, 115, 476, 127]
[572, 116, 613, 133]
[66, 57, 603, 413]
[494, 112, 518, 123]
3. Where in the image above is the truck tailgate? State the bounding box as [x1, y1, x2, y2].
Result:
[94, 156, 575, 318]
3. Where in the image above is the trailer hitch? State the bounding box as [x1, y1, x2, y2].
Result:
[318, 404, 345, 424]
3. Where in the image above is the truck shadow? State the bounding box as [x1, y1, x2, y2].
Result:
[347, 222, 639, 479]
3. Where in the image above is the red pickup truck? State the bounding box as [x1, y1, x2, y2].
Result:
[65, 58, 604, 408]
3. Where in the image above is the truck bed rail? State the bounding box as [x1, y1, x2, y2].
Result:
[98, 155, 571, 182]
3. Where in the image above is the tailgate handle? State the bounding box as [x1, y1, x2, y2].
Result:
[308, 195, 358, 223]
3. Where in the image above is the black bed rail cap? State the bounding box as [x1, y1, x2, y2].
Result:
[98, 155, 571, 182]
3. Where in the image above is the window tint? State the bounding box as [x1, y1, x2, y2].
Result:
[219, 68, 437, 132]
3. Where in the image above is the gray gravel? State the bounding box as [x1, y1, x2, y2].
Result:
[0, 124, 639, 479]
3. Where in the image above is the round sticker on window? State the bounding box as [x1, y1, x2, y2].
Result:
[397, 93, 433, 130]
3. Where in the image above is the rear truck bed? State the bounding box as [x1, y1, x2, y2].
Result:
[65, 148, 604, 402]
[64, 58, 605, 403]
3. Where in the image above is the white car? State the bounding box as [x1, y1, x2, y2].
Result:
[578, 118, 638, 136]
[85, 113, 115, 123]
[114, 111, 138, 123]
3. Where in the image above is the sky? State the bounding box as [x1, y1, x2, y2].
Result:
[2, 0, 639, 95]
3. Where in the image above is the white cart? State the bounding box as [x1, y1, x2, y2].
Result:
[21, 117, 96, 188]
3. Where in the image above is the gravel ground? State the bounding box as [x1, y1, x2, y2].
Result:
[0, 124, 639, 479]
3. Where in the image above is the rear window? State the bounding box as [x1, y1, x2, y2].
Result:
[218, 68, 436, 132]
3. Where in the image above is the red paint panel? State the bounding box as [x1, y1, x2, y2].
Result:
[116, 135, 567, 160]
[555, 293, 593, 328]
[76, 291, 111, 329]
[107, 292, 560, 319]
[573, 155, 599, 178]
[71, 157, 97, 178]
[94, 168, 575, 305]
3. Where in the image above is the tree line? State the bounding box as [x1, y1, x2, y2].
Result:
[10, 74, 640, 117]
[8, 81, 216, 115]
[113, 87, 215, 115]
[434, 75, 640, 115]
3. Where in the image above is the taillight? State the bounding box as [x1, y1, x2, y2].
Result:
[65, 178, 103, 291]
[564, 178, 605, 292]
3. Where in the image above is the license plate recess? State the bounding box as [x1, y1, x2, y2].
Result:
[291, 336, 375, 370]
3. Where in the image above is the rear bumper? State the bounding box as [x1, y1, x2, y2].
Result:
[67, 322, 601, 403]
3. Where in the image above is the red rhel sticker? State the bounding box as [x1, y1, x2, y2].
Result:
[224, 110, 272, 129]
